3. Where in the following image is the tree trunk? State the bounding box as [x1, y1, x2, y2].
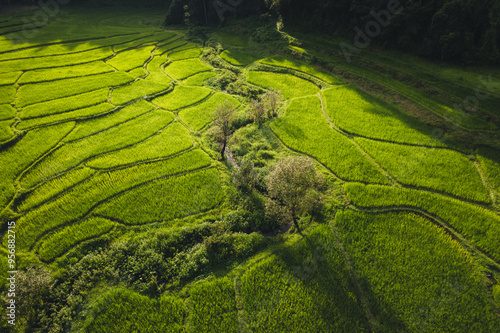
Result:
[292, 213, 301, 234]
[220, 140, 226, 160]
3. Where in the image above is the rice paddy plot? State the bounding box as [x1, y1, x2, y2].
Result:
[260, 56, 342, 84]
[0, 119, 14, 142]
[179, 92, 240, 131]
[477, 147, 500, 192]
[270, 96, 387, 184]
[190, 278, 238, 333]
[220, 50, 259, 66]
[0, 71, 22, 85]
[20, 110, 174, 189]
[145, 54, 171, 84]
[19, 167, 96, 212]
[0, 122, 74, 209]
[0, 85, 16, 104]
[17, 72, 133, 107]
[166, 43, 198, 55]
[168, 48, 202, 61]
[356, 138, 490, 202]
[37, 217, 116, 261]
[95, 168, 222, 224]
[64, 100, 155, 142]
[240, 225, 371, 332]
[155, 40, 187, 55]
[336, 210, 500, 332]
[113, 32, 177, 52]
[87, 122, 193, 169]
[18, 61, 115, 84]
[81, 288, 185, 333]
[0, 104, 15, 121]
[20, 88, 109, 119]
[111, 79, 170, 105]
[246, 71, 320, 99]
[163, 59, 212, 80]
[0, 47, 114, 73]
[17, 103, 115, 130]
[182, 72, 216, 86]
[344, 183, 500, 261]
[322, 86, 446, 146]
[106, 45, 155, 72]
[13, 149, 212, 251]
[152, 85, 212, 111]
[128, 67, 147, 78]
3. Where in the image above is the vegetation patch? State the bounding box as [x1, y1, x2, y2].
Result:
[356, 138, 490, 202]
[183, 72, 216, 86]
[477, 147, 500, 191]
[344, 183, 500, 261]
[336, 210, 500, 332]
[260, 56, 342, 84]
[87, 122, 193, 169]
[271, 96, 387, 183]
[179, 92, 240, 131]
[106, 45, 155, 71]
[169, 47, 202, 60]
[0, 71, 22, 85]
[164, 59, 212, 80]
[111, 79, 170, 105]
[246, 71, 319, 99]
[145, 54, 171, 84]
[0, 85, 16, 104]
[220, 50, 259, 66]
[152, 85, 211, 111]
[0, 104, 16, 121]
[0, 119, 14, 142]
[18, 61, 115, 84]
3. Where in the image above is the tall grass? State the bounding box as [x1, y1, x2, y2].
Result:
[270, 96, 387, 183]
[322, 86, 446, 146]
[190, 278, 238, 332]
[87, 122, 193, 169]
[336, 210, 500, 332]
[95, 168, 222, 224]
[246, 71, 319, 99]
[20, 110, 175, 189]
[344, 183, 500, 261]
[356, 138, 490, 202]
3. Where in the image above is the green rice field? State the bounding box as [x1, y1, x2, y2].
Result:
[0, 4, 499, 333]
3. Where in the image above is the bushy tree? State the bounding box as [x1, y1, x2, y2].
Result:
[265, 156, 324, 232]
[210, 101, 237, 159]
[248, 98, 266, 125]
[262, 88, 283, 118]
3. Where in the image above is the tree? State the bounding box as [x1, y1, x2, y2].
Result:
[210, 100, 236, 159]
[265, 156, 324, 232]
[262, 88, 283, 118]
[248, 98, 266, 125]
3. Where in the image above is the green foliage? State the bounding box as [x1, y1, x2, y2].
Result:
[152, 85, 211, 110]
[13, 149, 212, 251]
[182, 72, 216, 86]
[477, 147, 500, 191]
[95, 168, 222, 224]
[356, 138, 490, 202]
[0, 104, 16, 121]
[17, 72, 133, 107]
[18, 61, 114, 84]
[21, 110, 175, 189]
[260, 56, 341, 84]
[106, 46, 156, 71]
[344, 183, 500, 261]
[20, 88, 109, 119]
[220, 50, 259, 66]
[246, 71, 319, 99]
[270, 96, 387, 183]
[0, 122, 74, 209]
[169, 47, 202, 60]
[190, 278, 238, 332]
[111, 79, 170, 105]
[240, 225, 371, 332]
[164, 58, 212, 80]
[19, 167, 96, 212]
[336, 210, 500, 332]
[87, 122, 193, 168]
[322, 86, 446, 146]
[0, 85, 16, 104]
[82, 288, 185, 333]
[64, 100, 154, 142]
[38, 217, 116, 262]
[18, 103, 115, 130]
[179, 92, 240, 131]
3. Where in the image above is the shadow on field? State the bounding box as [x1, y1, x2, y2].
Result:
[275, 230, 408, 332]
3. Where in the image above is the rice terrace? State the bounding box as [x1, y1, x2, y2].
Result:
[0, 0, 500, 332]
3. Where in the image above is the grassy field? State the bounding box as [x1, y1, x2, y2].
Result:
[0, 6, 499, 333]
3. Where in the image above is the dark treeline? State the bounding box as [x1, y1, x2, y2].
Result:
[2, 0, 499, 64]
